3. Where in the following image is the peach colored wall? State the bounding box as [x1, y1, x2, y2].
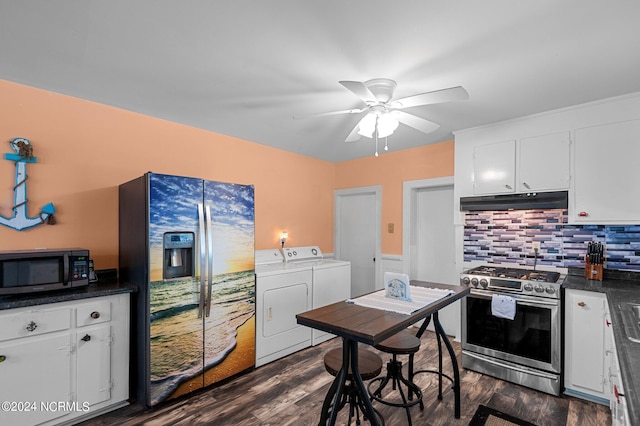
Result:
[334, 140, 455, 255]
[0, 80, 334, 269]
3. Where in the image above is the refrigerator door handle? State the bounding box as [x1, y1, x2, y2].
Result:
[205, 204, 214, 317]
[197, 203, 206, 318]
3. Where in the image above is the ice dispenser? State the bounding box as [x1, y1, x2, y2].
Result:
[163, 232, 195, 279]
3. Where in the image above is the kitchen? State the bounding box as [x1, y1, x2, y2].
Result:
[1, 2, 640, 425]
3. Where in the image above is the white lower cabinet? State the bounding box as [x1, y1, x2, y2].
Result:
[608, 312, 631, 426]
[0, 293, 130, 426]
[564, 289, 610, 403]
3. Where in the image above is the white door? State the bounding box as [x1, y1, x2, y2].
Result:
[335, 187, 380, 298]
[404, 179, 460, 338]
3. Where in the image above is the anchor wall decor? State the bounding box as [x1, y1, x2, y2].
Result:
[1, 137, 56, 231]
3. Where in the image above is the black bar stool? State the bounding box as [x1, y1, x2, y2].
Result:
[367, 330, 423, 425]
[323, 347, 385, 425]
[367, 313, 460, 425]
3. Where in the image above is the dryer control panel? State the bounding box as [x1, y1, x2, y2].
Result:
[282, 246, 323, 262]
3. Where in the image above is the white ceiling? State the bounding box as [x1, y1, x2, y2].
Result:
[1, 1, 639, 162]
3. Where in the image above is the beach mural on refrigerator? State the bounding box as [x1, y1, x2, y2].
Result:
[119, 172, 255, 407]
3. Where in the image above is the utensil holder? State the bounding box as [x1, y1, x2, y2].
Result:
[585, 254, 603, 281]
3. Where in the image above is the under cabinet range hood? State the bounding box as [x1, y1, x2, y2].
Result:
[460, 191, 568, 211]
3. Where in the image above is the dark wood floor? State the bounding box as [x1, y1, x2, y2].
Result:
[81, 329, 611, 425]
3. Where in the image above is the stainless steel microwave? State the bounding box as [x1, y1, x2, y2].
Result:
[0, 248, 90, 295]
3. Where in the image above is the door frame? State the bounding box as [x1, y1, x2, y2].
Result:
[334, 185, 382, 290]
[402, 176, 455, 275]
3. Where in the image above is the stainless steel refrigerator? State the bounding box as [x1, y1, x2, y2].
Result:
[119, 172, 255, 407]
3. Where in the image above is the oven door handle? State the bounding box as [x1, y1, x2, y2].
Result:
[469, 290, 558, 306]
[464, 351, 559, 380]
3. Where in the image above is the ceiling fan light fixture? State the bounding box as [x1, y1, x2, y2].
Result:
[357, 113, 376, 138]
[376, 112, 399, 138]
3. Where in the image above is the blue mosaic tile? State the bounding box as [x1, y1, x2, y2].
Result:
[463, 209, 640, 271]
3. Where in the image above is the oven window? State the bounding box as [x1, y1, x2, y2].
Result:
[466, 296, 552, 363]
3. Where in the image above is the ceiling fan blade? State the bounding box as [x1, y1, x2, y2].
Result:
[394, 111, 440, 134]
[339, 81, 378, 104]
[293, 108, 365, 119]
[390, 86, 469, 109]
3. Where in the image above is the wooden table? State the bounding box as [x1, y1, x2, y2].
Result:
[296, 281, 469, 425]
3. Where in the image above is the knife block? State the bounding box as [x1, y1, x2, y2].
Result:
[585, 254, 603, 281]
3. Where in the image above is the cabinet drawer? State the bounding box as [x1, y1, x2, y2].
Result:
[0, 308, 72, 342]
[77, 299, 112, 327]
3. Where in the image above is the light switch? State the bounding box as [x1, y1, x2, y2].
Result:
[388, 223, 394, 233]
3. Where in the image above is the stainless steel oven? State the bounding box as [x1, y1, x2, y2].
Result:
[460, 266, 564, 395]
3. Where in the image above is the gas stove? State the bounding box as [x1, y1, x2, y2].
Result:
[460, 265, 564, 299]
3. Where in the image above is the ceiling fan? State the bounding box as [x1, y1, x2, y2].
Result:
[300, 79, 469, 155]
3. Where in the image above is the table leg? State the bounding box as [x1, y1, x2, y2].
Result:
[320, 340, 349, 425]
[347, 339, 380, 426]
[433, 312, 461, 419]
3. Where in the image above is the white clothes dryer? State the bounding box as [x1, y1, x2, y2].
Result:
[255, 249, 312, 367]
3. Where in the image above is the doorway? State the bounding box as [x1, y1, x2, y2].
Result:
[403, 177, 460, 338]
[335, 186, 381, 298]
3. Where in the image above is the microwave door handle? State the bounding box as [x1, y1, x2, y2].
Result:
[197, 203, 206, 318]
[205, 204, 214, 318]
[63, 253, 70, 284]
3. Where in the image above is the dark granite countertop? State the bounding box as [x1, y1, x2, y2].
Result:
[0, 280, 137, 310]
[564, 267, 640, 426]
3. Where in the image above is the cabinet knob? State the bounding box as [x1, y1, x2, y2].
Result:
[522, 182, 531, 189]
[81, 334, 91, 342]
[579, 212, 588, 217]
[577, 301, 586, 307]
[0, 355, 6, 363]
[505, 184, 513, 190]
[26, 321, 37, 332]
[90, 311, 100, 319]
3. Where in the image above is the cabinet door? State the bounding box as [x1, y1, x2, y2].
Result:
[573, 119, 640, 223]
[0, 333, 72, 425]
[77, 324, 111, 406]
[518, 131, 571, 191]
[564, 290, 607, 399]
[473, 140, 516, 194]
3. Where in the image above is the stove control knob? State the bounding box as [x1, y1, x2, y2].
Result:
[534, 284, 545, 293]
[545, 286, 556, 295]
[461, 276, 471, 286]
[523, 283, 534, 292]
[479, 279, 489, 289]
[471, 278, 479, 287]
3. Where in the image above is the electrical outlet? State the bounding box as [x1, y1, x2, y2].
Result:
[532, 241, 541, 251]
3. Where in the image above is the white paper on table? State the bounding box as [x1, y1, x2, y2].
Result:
[347, 286, 454, 315]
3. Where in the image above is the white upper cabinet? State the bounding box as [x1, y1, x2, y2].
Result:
[471, 133, 570, 195]
[573, 118, 640, 224]
[473, 140, 516, 194]
[519, 132, 571, 192]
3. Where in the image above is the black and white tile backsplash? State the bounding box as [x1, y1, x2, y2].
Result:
[464, 209, 640, 271]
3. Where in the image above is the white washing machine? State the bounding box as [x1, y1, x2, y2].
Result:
[255, 249, 312, 367]
[282, 246, 351, 345]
